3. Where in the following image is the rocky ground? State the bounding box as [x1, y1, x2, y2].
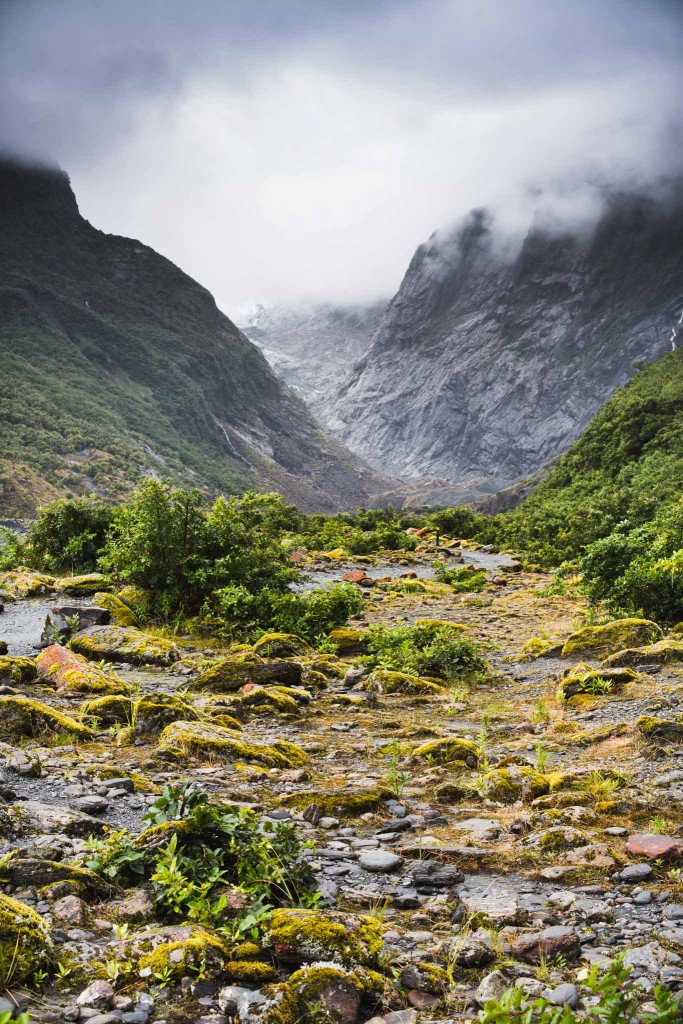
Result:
[1, 552, 683, 1023]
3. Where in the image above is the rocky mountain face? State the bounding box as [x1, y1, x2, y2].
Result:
[237, 301, 386, 431]
[0, 159, 387, 515]
[332, 187, 683, 496]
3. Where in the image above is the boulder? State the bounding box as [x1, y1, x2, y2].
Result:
[511, 926, 581, 963]
[0, 799, 106, 837]
[604, 638, 683, 668]
[36, 644, 127, 695]
[92, 592, 141, 627]
[636, 716, 683, 743]
[55, 573, 111, 596]
[252, 633, 312, 658]
[411, 737, 479, 766]
[265, 908, 383, 968]
[70, 625, 179, 666]
[191, 656, 303, 692]
[0, 694, 95, 741]
[40, 604, 110, 645]
[157, 720, 308, 768]
[561, 618, 662, 659]
[0, 655, 37, 685]
[626, 834, 683, 860]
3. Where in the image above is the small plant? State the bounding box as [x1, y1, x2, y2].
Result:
[384, 739, 410, 799]
[111, 922, 130, 940]
[650, 815, 673, 835]
[432, 562, 487, 592]
[532, 698, 550, 724]
[534, 739, 549, 773]
[580, 771, 624, 799]
[31, 967, 49, 987]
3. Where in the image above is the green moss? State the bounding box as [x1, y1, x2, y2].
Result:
[561, 618, 662, 658]
[55, 573, 111, 596]
[131, 924, 230, 980]
[157, 720, 308, 768]
[413, 618, 467, 634]
[80, 694, 134, 726]
[0, 655, 37, 685]
[636, 716, 683, 742]
[92, 591, 140, 627]
[133, 819, 195, 852]
[603, 638, 683, 667]
[435, 779, 471, 803]
[0, 569, 56, 599]
[225, 959, 277, 983]
[363, 670, 445, 695]
[521, 637, 563, 659]
[266, 908, 383, 968]
[480, 767, 551, 803]
[253, 633, 312, 657]
[70, 625, 179, 666]
[329, 628, 369, 653]
[190, 655, 302, 693]
[281, 784, 392, 818]
[262, 964, 386, 1024]
[0, 695, 94, 741]
[411, 736, 479, 765]
[230, 685, 309, 716]
[557, 665, 638, 700]
[0, 891, 52, 983]
[133, 693, 199, 733]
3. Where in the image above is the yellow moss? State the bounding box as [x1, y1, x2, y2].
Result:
[83, 764, 160, 793]
[281, 784, 392, 817]
[561, 618, 662, 658]
[157, 720, 308, 768]
[603, 638, 683, 668]
[70, 626, 179, 666]
[266, 908, 383, 968]
[225, 960, 277, 983]
[190, 656, 302, 693]
[132, 925, 230, 980]
[0, 892, 53, 983]
[253, 633, 312, 657]
[0, 569, 56, 599]
[133, 693, 199, 732]
[55, 573, 111, 596]
[92, 592, 140, 627]
[411, 736, 479, 765]
[636, 716, 683, 742]
[480, 767, 550, 803]
[0, 655, 37, 685]
[80, 694, 134, 725]
[363, 670, 445, 695]
[413, 619, 467, 634]
[0, 695, 94, 741]
[230, 685, 306, 716]
[329, 628, 369, 653]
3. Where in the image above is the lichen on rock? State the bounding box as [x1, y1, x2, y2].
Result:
[157, 720, 308, 767]
[411, 736, 479, 766]
[0, 892, 53, 983]
[561, 618, 662, 658]
[70, 625, 179, 666]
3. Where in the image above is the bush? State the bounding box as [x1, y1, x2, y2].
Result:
[204, 583, 364, 643]
[100, 482, 297, 618]
[363, 623, 486, 681]
[83, 784, 316, 939]
[26, 496, 114, 572]
[432, 562, 487, 592]
[0, 526, 25, 571]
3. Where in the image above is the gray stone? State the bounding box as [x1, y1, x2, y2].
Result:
[544, 984, 579, 1009]
[77, 981, 115, 1010]
[620, 864, 654, 883]
[73, 794, 110, 815]
[359, 849, 404, 873]
[476, 971, 508, 1004]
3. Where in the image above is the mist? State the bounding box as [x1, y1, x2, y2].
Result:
[1, 0, 681, 312]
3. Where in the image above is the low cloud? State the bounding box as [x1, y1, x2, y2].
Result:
[1, 0, 681, 310]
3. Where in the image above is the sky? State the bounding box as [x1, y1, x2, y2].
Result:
[1, 0, 682, 313]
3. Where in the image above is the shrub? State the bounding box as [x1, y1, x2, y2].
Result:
[432, 562, 487, 592]
[363, 623, 486, 681]
[203, 583, 364, 643]
[0, 526, 25, 571]
[26, 496, 114, 572]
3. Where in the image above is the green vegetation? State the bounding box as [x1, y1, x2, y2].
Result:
[479, 956, 681, 1023]
[83, 783, 317, 942]
[362, 622, 486, 681]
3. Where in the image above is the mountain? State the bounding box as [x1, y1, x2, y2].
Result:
[0, 159, 387, 517]
[332, 186, 683, 495]
[237, 301, 386, 432]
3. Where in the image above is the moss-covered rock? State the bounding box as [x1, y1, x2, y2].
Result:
[0, 695, 95, 741]
[281, 784, 392, 818]
[521, 637, 563, 659]
[70, 625, 179, 666]
[0, 654, 37, 685]
[230, 685, 309, 716]
[603, 638, 683, 668]
[133, 693, 199, 733]
[123, 923, 230, 980]
[413, 618, 467, 634]
[411, 736, 479, 766]
[253, 633, 312, 658]
[259, 965, 383, 1024]
[157, 720, 308, 768]
[435, 779, 471, 803]
[55, 573, 111, 596]
[36, 644, 128, 695]
[0, 892, 52, 983]
[479, 766, 551, 804]
[265, 908, 383, 968]
[361, 670, 445, 695]
[561, 618, 662, 659]
[1, 855, 110, 895]
[191, 657, 303, 692]
[556, 665, 638, 701]
[80, 694, 134, 726]
[0, 569, 56, 598]
[636, 716, 683, 743]
[329, 628, 369, 654]
[92, 592, 140, 627]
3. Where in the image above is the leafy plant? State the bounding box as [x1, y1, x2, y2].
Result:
[363, 622, 486, 681]
[384, 739, 410, 799]
[432, 562, 487, 592]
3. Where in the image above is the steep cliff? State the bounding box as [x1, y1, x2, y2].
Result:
[334, 187, 683, 495]
[0, 159, 386, 516]
[238, 301, 386, 431]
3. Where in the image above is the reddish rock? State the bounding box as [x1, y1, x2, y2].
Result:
[35, 644, 118, 693]
[406, 991, 440, 1010]
[342, 569, 369, 583]
[511, 926, 581, 963]
[289, 549, 306, 564]
[626, 834, 683, 859]
[52, 894, 90, 926]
